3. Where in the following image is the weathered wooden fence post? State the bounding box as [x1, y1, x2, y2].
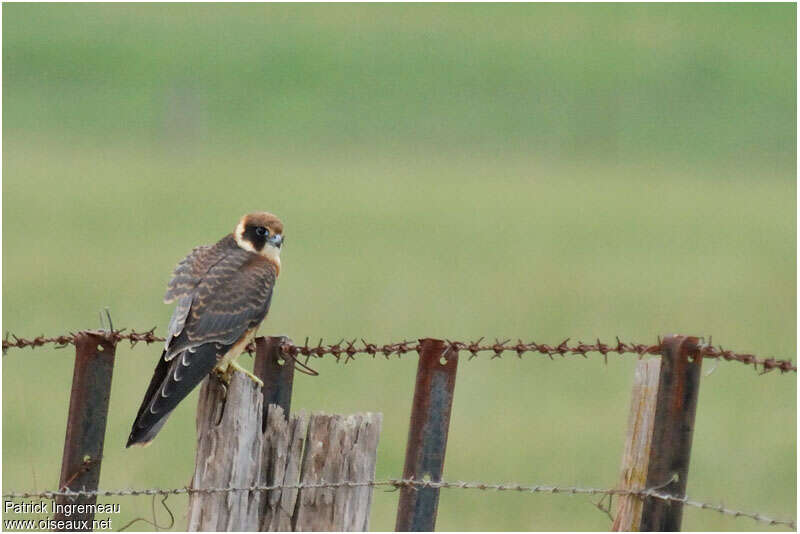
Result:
[395, 338, 459, 532]
[613, 335, 703, 532]
[612, 359, 660, 531]
[54, 331, 117, 531]
[188, 372, 264, 531]
[189, 358, 382, 531]
[260, 408, 383, 531]
[260, 405, 308, 531]
[293, 412, 383, 531]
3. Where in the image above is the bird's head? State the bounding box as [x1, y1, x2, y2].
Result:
[234, 212, 284, 271]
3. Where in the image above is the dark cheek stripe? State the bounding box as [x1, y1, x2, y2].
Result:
[242, 226, 267, 251]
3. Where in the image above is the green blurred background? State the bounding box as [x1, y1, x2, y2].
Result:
[3, 3, 796, 531]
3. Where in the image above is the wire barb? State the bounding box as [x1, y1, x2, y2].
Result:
[3, 479, 794, 530]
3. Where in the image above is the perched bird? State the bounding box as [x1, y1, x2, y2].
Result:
[127, 212, 284, 448]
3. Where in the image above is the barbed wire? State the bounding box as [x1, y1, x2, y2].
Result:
[3, 328, 795, 374]
[4, 478, 794, 530]
[279, 336, 797, 374]
[2, 329, 164, 352]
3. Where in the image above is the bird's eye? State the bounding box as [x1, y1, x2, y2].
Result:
[255, 226, 267, 236]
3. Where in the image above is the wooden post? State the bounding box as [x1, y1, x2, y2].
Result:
[189, 367, 381, 531]
[613, 335, 702, 532]
[260, 405, 309, 531]
[293, 412, 383, 531]
[54, 331, 116, 531]
[188, 372, 265, 531]
[260, 409, 382, 531]
[396, 339, 459, 532]
[612, 359, 660, 531]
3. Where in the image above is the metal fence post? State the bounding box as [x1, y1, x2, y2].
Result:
[54, 331, 116, 531]
[395, 338, 459, 532]
[613, 334, 702, 532]
[253, 336, 295, 427]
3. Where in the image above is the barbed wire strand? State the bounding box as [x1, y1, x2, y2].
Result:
[4, 479, 794, 530]
[3, 328, 795, 374]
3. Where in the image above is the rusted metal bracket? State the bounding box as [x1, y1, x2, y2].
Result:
[54, 331, 117, 530]
[254, 336, 295, 429]
[395, 338, 459, 532]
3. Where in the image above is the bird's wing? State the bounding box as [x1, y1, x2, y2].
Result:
[164, 239, 231, 304]
[128, 246, 277, 447]
[184, 251, 276, 345]
[165, 294, 193, 351]
[163, 247, 276, 357]
[161, 235, 233, 353]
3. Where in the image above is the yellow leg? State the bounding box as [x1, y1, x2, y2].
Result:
[227, 359, 264, 387]
[212, 327, 261, 386]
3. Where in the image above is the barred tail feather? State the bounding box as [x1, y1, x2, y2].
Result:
[126, 344, 221, 447]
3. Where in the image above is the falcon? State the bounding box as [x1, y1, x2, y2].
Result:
[126, 212, 284, 448]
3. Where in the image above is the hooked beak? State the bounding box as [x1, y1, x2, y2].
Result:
[269, 234, 283, 248]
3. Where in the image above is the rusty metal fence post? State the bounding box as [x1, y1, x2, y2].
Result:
[395, 338, 459, 532]
[613, 334, 702, 532]
[254, 336, 295, 426]
[54, 331, 117, 531]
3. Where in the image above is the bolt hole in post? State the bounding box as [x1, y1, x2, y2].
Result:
[439, 345, 452, 366]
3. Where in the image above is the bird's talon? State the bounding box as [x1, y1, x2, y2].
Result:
[212, 368, 232, 385]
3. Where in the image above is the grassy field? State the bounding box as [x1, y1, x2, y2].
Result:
[3, 4, 796, 531]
